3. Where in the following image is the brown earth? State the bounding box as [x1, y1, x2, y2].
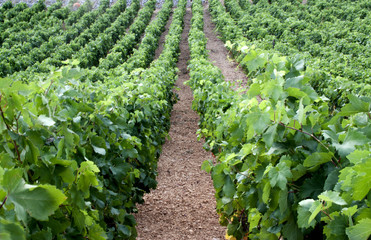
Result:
[135, 3, 249, 240]
[203, 3, 248, 90]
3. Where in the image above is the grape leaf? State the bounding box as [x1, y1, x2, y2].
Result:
[346, 218, 371, 240]
[263, 123, 278, 148]
[268, 162, 293, 190]
[88, 224, 107, 240]
[300, 174, 325, 199]
[346, 150, 370, 165]
[297, 199, 316, 228]
[324, 169, 339, 190]
[324, 215, 348, 240]
[223, 175, 236, 198]
[303, 152, 333, 168]
[352, 160, 371, 201]
[318, 191, 347, 205]
[282, 214, 303, 240]
[0, 218, 25, 240]
[308, 200, 322, 224]
[91, 136, 107, 156]
[333, 129, 368, 158]
[339, 95, 370, 116]
[37, 115, 55, 127]
[246, 111, 271, 134]
[8, 185, 66, 221]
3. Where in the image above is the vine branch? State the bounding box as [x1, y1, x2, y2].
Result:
[320, 209, 332, 221]
[44, 79, 54, 96]
[0, 196, 7, 209]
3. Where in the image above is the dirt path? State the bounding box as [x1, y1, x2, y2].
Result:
[203, 3, 248, 89]
[135, 7, 225, 240]
[154, 11, 173, 60]
[135, 3, 249, 239]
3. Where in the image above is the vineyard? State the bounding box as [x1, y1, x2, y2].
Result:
[0, 0, 370, 239]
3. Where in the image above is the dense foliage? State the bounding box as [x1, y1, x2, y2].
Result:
[224, 0, 370, 107]
[0, 0, 110, 77]
[0, 0, 187, 238]
[75, 0, 140, 68]
[0, 0, 46, 46]
[1, 0, 369, 239]
[187, 0, 371, 239]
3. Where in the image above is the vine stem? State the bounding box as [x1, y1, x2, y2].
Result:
[367, 112, 371, 120]
[278, 121, 341, 167]
[44, 79, 54, 96]
[321, 209, 332, 221]
[0, 94, 23, 165]
[0, 196, 7, 209]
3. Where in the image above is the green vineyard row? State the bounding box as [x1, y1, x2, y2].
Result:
[0, 0, 186, 238]
[224, 0, 370, 107]
[187, 0, 371, 239]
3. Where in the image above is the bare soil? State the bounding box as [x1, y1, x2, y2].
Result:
[135, 4, 248, 240]
[203, 3, 248, 90]
[154, 10, 173, 60]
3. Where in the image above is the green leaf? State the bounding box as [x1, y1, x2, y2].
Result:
[346, 150, 370, 165]
[8, 185, 66, 221]
[248, 208, 262, 232]
[30, 228, 52, 240]
[262, 180, 271, 204]
[246, 111, 271, 134]
[284, 76, 305, 89]
[346, 218, 371, 240]
[295, 98, 305, 125]
[247, 83, 260, 98]
[77, 160, 100, 196]
[279, 189, 288, 214]
[37, 115, 56, 127]
[88, 224, 107, 240]
[268, 162, 292, 190]
[351, 160, 371, 201]
[297, 199, 317, 228]
[286, 87, 307, 99]
[263, 124, 278, 148]
[0, 218, 26, 240]
[2, 168, 24, 193]
[342, 206, 358, 218]
[318, 191, 347, 205]
[26, 139, 40, 164]
[212, 171, 226, 190]
[0, 153, 15, 169]
[201, 160, 213, 173]
[223, 175, 236, 198]
[308, 200, 322, 224]
[324, 215, 348, 240]
[303, 152, 333, 168]
[333, 129, 368, 158]
[243, 52, 267, 72]
[339, 95, 370, 116]
[300, 174, 325, 199]
[282, 214, 303, 240]
[324, 169, 339, 190]
[91, 136, 106, 156]
[117, 224, 131, 237]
